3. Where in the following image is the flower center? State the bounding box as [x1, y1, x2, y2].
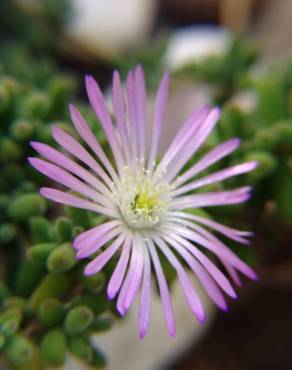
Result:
[114, 162, 171, 230]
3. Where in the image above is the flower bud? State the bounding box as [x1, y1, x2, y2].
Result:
[253, 127, 280, 151]
[40, 329, 66, 367]
[0, 307, 22, 336]
[74, 293, 109, 316]
[37, 298, 65, 328]
[54, 217, 73, 242]
[68, 336, 93, 363]
[272, 162, 292, 223]
[0, 82, 10, 113]
[48, 75, 76, 114]
[0, 281, 9, 304]
[91, 316, 113, 333]
[4, 334, 34, 367]
[0, 223, 17, 244]
[3, 297, 27, 311]
[71, 225, 84, 239]
[13, 260, 43, 297]
[27, 243, 58, 263]
[82, 272, 105, 294]
[64, 305, 94, 336]
[0, 138, 22, 161]
[47, 243, 76, 273]
[0, 333, 5, 350]
[273, 120, 292, 149]
[8, 193, 47, 223]
[65, 205, 90, 228]
[90, 345, 107, 369]
[30, 272, 73, 309]
[244, 150, 277, 180]
[256, 78, 285, 126]
[29, 216, 52, 243]
[10, 119, 34, 141]
[19, 91, 50, 119]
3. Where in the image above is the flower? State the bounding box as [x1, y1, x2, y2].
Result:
[29, 66, 258, 338]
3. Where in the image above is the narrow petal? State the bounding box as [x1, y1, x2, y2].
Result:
[76, 227, 122, 259]
[30, 141, 112, 199]
[28, 157, 114, 211]
[84, 233, 125, 275]
[173, 162, 258, 197]
[222, 262, 242, 287]
[162, 233, 228, 311]
[85, 75, 125, 171]
[117, 238, 144, 315]
[107, 237, 132, 299]
[52, 126, 113, 188]
[165, 108, 221, 182]
[74, 220, 120, 249]
[170, 223, 258, 281]
[159, 106, 209, 171]
[126, 71, 139, 162]
[69, 104, 119, 184]
[153, 235, 205, 323]
[168, 215, 247, 286]
[161, 226, 236, 298]
[112, 71, 131, 164]
[147, 72, 169, 173]
[146, 238, 176, 336]
[171, 211, 252, 244]
[169, 186, 252, 210]
[173, 138, 241, 187]
[40, 187, 115, 217]
[135, 65, 147, 160]
[138, 244, 152, 339]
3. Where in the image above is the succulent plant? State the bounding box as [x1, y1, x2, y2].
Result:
[0, 43, 112, 369]
[0, 27, 292, 369]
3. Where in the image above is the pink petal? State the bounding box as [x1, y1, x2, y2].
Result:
[74, 220, 120, 249]
[112, 71, 131, 164]
[52, 126, 113, 188]
[147, 238, 176, 336]
[166, 108, 221, 182]
[162, 226, 236, 298]
[117, 238, 144, 315]
[134, 65, 147, 160]
[85, 75, 125, 171]
[172, 211, 252, 244]
[84, 233, 125, 275]
[169, 186, 252, 210]
[69, 104, 119, 183]
[40, 187, 115, 217]
[173, 161, 258, 196]
[76, 227, 122, 259]
[153, 235, 205, 323]
[30, 141, 111, 198]
[147, 72, 169, 173]
[173, 138, 241, 187]
[163, 233, 228, 311]
[138, 244, 152, 339]
[28, 157, 114, 211]
[107, 237, 132, 299]
[172, 224, 258, 281]
[126, 71, 139, 162]
[159, 106, 209, 171]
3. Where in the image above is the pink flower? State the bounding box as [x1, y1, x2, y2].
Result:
[29, 66, 257, 338]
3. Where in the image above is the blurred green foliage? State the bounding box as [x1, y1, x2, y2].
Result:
[0, 3, 292, 367]
[0, 42, 112, 369]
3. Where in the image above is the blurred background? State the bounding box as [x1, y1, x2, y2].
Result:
[0, 1, 292, 370]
